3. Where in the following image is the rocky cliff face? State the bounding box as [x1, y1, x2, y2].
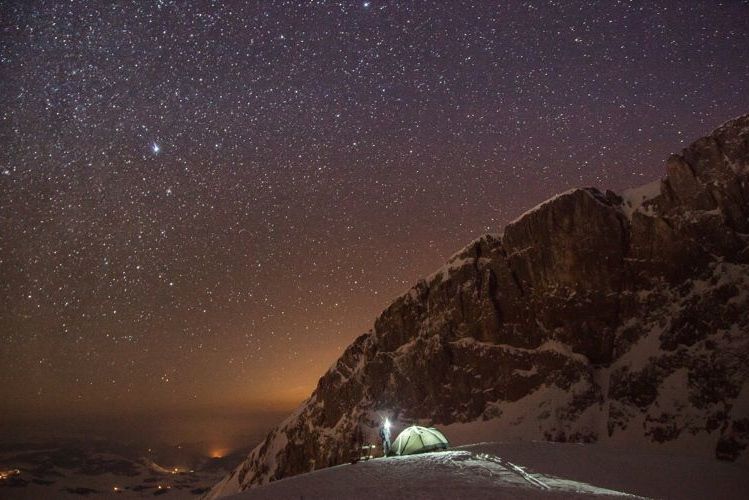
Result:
[207, 115, 749, 498]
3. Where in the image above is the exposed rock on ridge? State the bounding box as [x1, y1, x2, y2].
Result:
[207, 115, 749, 498]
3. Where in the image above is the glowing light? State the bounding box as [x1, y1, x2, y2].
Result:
[152, 142, 160, 154]
[0, 469, 21, 480]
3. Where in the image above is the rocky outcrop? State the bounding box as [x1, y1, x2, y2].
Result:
[207, 115, 749, 498]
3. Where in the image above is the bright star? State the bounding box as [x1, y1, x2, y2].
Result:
[152, 142, 160, 154]
[363, 2, 370, 7]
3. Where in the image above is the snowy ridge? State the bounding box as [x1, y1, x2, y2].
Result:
[226, 443, 748, 500]
[506, 187, 602, 227]
[229, 448, 643, 499]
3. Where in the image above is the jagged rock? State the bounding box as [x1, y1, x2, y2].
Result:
[206, 115, 749, 498]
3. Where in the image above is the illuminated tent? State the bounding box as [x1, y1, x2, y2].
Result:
[390, 426, 449, 456]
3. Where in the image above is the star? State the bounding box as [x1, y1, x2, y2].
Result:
[152, 142, 160, 154]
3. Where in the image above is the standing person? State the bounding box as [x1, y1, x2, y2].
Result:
[379, 418, 392, 456]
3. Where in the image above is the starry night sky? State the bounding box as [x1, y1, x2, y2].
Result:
[2, 1, 749, 435]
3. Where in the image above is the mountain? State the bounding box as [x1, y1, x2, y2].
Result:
[207, 115, 749, 498]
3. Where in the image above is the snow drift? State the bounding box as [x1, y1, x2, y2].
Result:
[225, 442, 749, 500]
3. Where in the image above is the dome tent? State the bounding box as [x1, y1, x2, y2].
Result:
[390, 426, 449, 456]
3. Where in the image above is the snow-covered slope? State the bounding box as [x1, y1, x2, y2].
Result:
[208, 114, 749, 498]
[226, 442, 748, 500]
